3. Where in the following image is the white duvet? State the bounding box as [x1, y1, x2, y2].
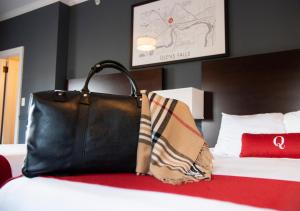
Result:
[1, 154, 300, 211]
[0, 144, 26, 176]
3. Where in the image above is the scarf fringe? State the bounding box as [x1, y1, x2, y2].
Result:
[154, 175, 200, 185]
[150, 144, 213, 185]
[195, 143, 213, 177]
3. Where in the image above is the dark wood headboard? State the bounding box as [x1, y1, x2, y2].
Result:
[68, 68, 163, 94]
[201, 49, 300, 146]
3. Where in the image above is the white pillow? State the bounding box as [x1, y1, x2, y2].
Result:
[284, 110, 300, 132]
[214, 113, 286, 157]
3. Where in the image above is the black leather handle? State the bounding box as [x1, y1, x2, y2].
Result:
[82, 60, 139, 97]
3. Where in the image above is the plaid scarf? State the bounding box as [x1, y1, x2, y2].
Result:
[136, 91, 213, 185]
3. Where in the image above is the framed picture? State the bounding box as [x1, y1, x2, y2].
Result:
[131, 0, 228, 68]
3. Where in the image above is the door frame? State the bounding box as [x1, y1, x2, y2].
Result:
[0, 46, 24, 144]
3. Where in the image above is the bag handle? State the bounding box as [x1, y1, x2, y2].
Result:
[81, 60, 139, 97]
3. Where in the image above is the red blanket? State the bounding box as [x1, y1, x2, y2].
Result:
[53, 173, 300, 211]
[0, 154, 12, 188]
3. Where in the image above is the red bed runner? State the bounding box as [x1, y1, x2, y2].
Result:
[54, 173, 300, 211]
[0, 154, 12, 188]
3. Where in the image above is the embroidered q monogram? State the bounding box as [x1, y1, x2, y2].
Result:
[273, 136, 285, 150]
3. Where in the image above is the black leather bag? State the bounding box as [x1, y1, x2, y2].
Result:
[22, 60, 141, 177]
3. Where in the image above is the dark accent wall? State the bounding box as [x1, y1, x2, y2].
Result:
[55, 3, 70, 89]
[1, 0, 300, 143]
[67, 0, 300, 87]
[0, 2, 69, 143]
[67, 0, 300, 145]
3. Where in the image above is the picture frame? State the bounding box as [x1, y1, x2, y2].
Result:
[130, 0, 228, 68]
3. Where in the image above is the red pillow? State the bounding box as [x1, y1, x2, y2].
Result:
[0, 154, 12, 188]
[240, 133, 300, 158]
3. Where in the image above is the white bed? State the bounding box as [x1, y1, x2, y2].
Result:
[212, 149, 300, 182]
[1, 151, 300, 211]
[0, 144, 26, 177]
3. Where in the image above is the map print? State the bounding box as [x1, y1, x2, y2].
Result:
[132, 0, 226, 67]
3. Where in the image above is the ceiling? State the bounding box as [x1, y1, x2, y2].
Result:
[0, 0, 87, 22]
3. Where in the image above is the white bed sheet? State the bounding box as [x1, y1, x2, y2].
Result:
[0, 144, 26, 176]
[213, 155, 300, 182]
[0, 177, 270, 211]
[1, 152, 300, 211]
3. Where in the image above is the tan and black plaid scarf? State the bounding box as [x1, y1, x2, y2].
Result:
[136, 91, 213, 185]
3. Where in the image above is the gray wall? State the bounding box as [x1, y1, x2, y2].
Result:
[55, 3, 70, 89]
[67, 0, 300, 146]
[0, 2, 69, 143]
[67, 0, 300, 89]
[67, 0, 202, 89]
[0, 0, 300, 143]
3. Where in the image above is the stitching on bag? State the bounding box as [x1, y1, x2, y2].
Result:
[82, 105, 90, 162]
